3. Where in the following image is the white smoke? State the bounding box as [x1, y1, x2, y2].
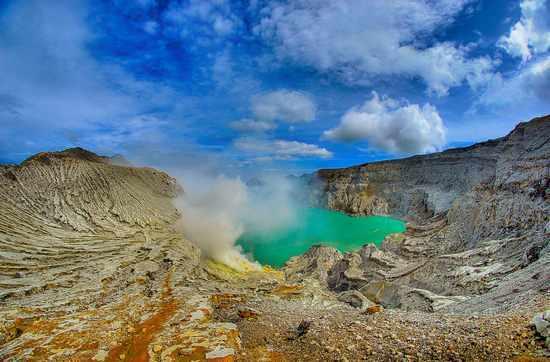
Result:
[173, 170, 302, 271]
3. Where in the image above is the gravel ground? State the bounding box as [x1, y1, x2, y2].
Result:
[226, 293, 550, 361]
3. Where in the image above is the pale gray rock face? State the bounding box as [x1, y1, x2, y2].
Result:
[0, 148, 200, 310]
[532, 310, 550, 348]
[312, 116, 549, 245]
[337, 290, 374, 311]
[288, 115, 550, 314]
[284, 245, 343, 287]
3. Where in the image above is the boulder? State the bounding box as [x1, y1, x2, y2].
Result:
[532, 310, 550, 348]
[327, 253, 368, 291]
[337, 290, 374, 311]
[283, 245, 342, 286]
[398, 288, 469, 312]
[359, 280, 468, 312]
[359, 280, 400, 307]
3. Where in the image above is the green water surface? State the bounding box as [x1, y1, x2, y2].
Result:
[237, 207, 405, 267]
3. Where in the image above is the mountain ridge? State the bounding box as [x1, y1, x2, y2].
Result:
[0, 115, 548, 360]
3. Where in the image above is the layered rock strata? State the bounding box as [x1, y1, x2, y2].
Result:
[289, 115, 549, 316]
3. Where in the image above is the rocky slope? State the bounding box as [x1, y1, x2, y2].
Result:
[0, 115, 549, 361]
[286, 115, 549, 347]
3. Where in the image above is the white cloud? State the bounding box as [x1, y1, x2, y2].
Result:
[229, 118, 276, 133]
[252, 0, 494, 95]
[498, 0, 550, 62]
[164, 0, 239, 39]
[251, 90, 316, 123]
[478, 57, 550, 107]
[323, 92, 446, 154]
[0, 0, 180, 157]
[143, 21, 159, 34]
[213, 15, 234, 35]
[80, 115, 169, 152]
[234, 138, 332, 159]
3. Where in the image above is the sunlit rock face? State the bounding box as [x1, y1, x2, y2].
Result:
[0, 148, 208, 360]
[313, 115, 549, 246]
[290, 115, 549, 315]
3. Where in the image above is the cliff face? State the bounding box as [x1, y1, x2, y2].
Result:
[314, 115, 550, 249]
[286, 115, 549, 316]
[2, 148, 183, 233]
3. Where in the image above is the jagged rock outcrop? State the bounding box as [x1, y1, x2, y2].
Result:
[337, 290, 375, 311]
[290, 115, 549, 315]
[0, 148, 199, 306]
[533, 310, 550, 348]
[284, 245, 343, 286]
[312, 116, 549, 245]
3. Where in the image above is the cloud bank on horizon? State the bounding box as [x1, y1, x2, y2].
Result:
[0, 0, 548, 171]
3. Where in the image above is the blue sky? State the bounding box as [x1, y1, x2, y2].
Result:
[0, 0, 548, 173]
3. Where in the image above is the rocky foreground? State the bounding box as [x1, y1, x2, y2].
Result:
[0, 116, 549, 361]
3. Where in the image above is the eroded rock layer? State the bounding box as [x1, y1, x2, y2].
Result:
[314, 116, 549, 243]
[292, 115, 549, 315]
[1, 114, 549, 361]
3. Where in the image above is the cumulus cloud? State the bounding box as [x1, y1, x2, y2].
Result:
[478, 57, 550, 107]
[229, 118, 276, 133]
[498, 0, 550, 62]
[251, 90, 316, 123]
[164, 0, 239, 39]
[323, 92, 446, 154]
[0, 0, 180, 159]
[234, 138, 332, 159]
[253, 0, 494, 95]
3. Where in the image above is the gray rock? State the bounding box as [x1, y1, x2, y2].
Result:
[533, 311, 550, 337]
[337, 290, 374, 311]
[359, 280, 400, 307]
[532, 310, 550, 348]
[521, 242, 545, 267]
[302, 115, 550, 312]
[284, 245, 342, 286]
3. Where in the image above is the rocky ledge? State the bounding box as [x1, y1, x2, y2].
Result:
[283, 115, 549, 356]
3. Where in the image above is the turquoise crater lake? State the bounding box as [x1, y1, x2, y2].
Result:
[237, 207, 406, 268]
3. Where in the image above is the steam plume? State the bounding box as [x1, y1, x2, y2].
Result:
[174, 171, 302, 271]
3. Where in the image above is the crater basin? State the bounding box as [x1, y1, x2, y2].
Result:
[237, 207, 406, 268]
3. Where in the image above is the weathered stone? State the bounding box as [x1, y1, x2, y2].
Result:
[399, 288, 469, 312]
[284, 245, 343, 286]
[337, 290, 374, 310]
[359, 280, 400, 307]
[532, 311, 550, 338]
[238, 307, 261, 319]
[365, 305, 384, 314]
